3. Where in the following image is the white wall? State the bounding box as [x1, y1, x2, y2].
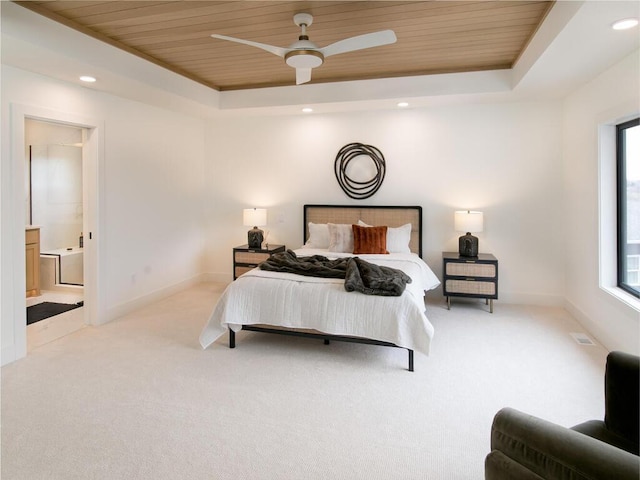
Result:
[204, 101, 566, 306]
[563, 50, 640, 355]
[1, 65, 207, 364]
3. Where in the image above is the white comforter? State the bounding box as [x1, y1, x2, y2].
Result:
[199, 249, 440, 356]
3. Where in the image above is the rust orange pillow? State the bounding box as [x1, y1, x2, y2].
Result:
[352, 225, 389, 254]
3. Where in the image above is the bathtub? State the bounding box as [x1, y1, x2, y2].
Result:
[40, 247, 84, 286]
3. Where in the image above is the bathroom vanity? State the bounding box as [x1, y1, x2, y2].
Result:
[25, 226, 40, 297]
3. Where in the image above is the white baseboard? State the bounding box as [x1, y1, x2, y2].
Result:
[563, 298, 612, 352]
[105, 274, 208, 323]
[1, 345, 16, 367]
[201, 271, 232, 283]
[498, 291, 565, 306]
[430, 288, 565, 307]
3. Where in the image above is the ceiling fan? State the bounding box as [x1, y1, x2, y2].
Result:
[211, 13, 397, 85]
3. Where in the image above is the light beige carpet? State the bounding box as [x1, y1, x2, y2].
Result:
[1, 283, 608, 479]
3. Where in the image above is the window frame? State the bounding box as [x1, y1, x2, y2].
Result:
[616, 117, 640, 298]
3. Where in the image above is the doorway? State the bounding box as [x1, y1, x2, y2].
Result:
[25, 119, 86, 350]
[4, 104, 101, 365]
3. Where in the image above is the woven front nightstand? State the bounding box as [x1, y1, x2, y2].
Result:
[442, 252, 498, 313]
[233, 244, 285, 280]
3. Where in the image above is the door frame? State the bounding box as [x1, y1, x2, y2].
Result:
[7, 103, 104, 362]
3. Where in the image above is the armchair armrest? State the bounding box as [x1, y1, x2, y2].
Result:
[485, 450, 545, 480]
[604, 351, 639, 448]
[487, 407, 639, 480]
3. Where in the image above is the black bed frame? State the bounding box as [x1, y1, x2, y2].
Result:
[229, 327, 414, 371]
[228, 204, 424, 372]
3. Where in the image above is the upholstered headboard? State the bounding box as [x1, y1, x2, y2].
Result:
[303, 204, 423, 257]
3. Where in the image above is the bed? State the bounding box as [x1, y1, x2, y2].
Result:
[199, 205, 440, 371]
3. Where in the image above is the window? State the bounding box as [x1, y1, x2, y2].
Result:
[617, 118, 640, 298]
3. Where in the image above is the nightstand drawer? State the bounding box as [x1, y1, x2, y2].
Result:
[235, 265, 256, 278]
[445, 262, 495, 278]
[235, 251, 270, 264]
[233, 244, 285, 280]
[445, 279, 496, 296]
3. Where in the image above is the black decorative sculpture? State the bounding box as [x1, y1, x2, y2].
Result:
[334, 142, 386, 199]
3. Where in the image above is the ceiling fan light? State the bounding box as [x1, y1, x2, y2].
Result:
[285, 50, 324, 69]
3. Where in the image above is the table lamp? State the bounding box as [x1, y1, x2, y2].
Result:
[243, 208, 267, 248]
[455, 210, 483, 257]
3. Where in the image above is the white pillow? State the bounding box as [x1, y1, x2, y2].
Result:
[358, 220, 412, 253]
[328, 223, 354, 253]
[305, 222, 330, 249]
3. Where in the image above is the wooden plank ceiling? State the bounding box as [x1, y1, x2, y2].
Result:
[15, 1, 553, 91]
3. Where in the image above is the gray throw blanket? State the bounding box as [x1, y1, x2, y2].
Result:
[259, 249, 411, 296]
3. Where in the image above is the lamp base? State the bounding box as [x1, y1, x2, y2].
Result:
[458, 233, 478, 257]
[247, 227, 264, 249]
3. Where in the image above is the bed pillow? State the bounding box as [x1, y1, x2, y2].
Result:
[358, 220, 412, 253]
[305, 222, 330, 249]
[352, 225, 388, 254]
[328, 223, 354, 253]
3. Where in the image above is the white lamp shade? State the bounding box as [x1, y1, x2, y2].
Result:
[454, 210, 483, 233]
[243, 208, 267, 227]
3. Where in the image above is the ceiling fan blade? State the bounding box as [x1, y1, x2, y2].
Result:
[320, 30, 397, 58]
[211, 34, 287, 58]
[296, 68, 312, 85]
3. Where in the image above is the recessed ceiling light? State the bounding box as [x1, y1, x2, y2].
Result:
[612, 18, 638, 30]
[302, 107, 313, 113]
[397, 102, 409, 108]
[79, 75, 97, 83]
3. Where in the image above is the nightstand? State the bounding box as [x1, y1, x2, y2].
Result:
[442, 252, 498, 313]
[233, 244, 285, 280]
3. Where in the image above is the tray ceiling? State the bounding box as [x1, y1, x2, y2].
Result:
[15, 1, 553, 91]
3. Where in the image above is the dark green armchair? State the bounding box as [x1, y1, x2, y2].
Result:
[485, 351, 639, 480]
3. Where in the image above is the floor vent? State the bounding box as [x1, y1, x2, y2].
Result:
[570, 332, 596, 346]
